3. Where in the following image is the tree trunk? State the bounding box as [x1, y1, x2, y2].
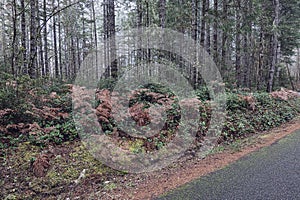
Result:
[286, 63, 295, 90]
[43, 0, 49, 75]
[108, 0, 117, 78]
[58, 1, 63, 80]
[242, 0, 250, 88]
[29, 0, 37, 78]
[206, 0, 211, 54]
[257, 31, 264, 90]
[71, 37, 76, 78]
[37, 2, 44, 77]
[235, 0, 242, 87]
[20, 0, 27, 75]
[248, 1, 254, 89]
[10, 0, 17, 76]
[192, 0, 198, 88]
[52, 0, 59, 78]
[136, 0, 143, 65]
[158, 0, 166, 28]
[297, 48, 300, 82]
[103, 0, 109, 77]
[267, 0, 279, 92]
[221, 0, 228, 76]
[200, 0, 206, 47]
[91, 0, 98, 78]
[213, 0, 218, 63]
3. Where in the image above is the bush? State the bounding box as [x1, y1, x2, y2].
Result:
[220, 92, 299, 140]
[0, 76, 74, 148]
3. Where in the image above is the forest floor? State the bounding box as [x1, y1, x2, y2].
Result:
[1, 116, 300, 200]
[106, 116, 300, 200]
[1, 83, 300, 199]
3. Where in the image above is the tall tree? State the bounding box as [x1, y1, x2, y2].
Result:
[52, 0, 59, 78]
[37, 1, 45, 76]
[200, 0, 206, 47]
[20, 0, 27, 75]
[10, 0, 18, 76]
[267, 0, 280, 92]
[206, 0, 211, 54]
[158, 0, 166, 28]
[221, 0, 229, 76]
[43, 0, 49, 75]
[213, 0, 218, 63]
[29, 0, 38, 78]
[106, 0, 117, 78]
[235, 0, 242, 87]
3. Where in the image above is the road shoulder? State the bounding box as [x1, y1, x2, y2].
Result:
[109, 116, 300, 199]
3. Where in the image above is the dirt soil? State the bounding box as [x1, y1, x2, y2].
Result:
[104, 116, 300, 200]
[1, 116, 300, 200]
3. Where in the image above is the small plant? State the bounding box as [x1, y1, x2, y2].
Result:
[129, 140, 144, 153]
[103, 182, 117, 191]
[228, 139, 242, 153]
[154, 138, 165, 150]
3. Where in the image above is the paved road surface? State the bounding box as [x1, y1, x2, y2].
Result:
[157, 129, 300, 200]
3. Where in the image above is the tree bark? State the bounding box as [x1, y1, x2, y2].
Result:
[221, 0, 228, 76]
[29, 0, 38, 78]
[52, 0, 59, 78]
[297, 48, 300, 82]
[200, 0, 206, 47]
[37, 2, 44, 77]
[43, 0, 49, 75]
[92, 0, 98, 79]
[192, 0, 199, 88]
[20, 0, 27, 75]
[213, 0, 218, 62]
[242, 0, 250, 88]
[267, 0, 280, 92]
[206, 0, 211, 54]
[58, 0, 63, 79]
[10, 0, 17, 76]
[235, 0, 242, 87]
[158, 0, 166, 28]
[108, 0, 117, 78]
[286, 63, 295, 90]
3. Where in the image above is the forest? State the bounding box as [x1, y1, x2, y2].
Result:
[0, 0, 299, 90]
[0, 0, 300, 199]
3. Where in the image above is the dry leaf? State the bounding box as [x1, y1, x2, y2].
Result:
[33, 154, 50, 177]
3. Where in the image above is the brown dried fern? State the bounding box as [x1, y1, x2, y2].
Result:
[32, 154, 50, 177]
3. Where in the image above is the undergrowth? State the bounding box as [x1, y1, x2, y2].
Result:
[0, 76, 299, 199]
[0, 76, 299, 149]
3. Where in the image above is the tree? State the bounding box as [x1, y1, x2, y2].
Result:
[20, 0, 27, 75]
[103, 0, 117, 78]
[10, 0, 17, 76]
[213, 0, 218, 63]
[200, 0, 206, 47]
[158, 0, 166, 28]
[267, 0, 280, 92]
[235, 0, 242, 87]
[206, 0, 211, 54]
[0, 0, 299, 92]
[43, 0, 49, 75]
[29, 0, 38, 78]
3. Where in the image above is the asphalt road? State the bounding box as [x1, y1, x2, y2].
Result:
[157, 129, 300, 200]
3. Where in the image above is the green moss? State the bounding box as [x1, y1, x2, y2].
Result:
[17, 142, 40, 161]
[104, 182, 117, 191]
[129, 139, 145, 154]
[69, 143, 109, 175]
[1, 140, 119, 199]
[62, 167, 79, 180]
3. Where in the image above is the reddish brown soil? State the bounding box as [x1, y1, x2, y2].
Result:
[104, 116, 300, 200]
